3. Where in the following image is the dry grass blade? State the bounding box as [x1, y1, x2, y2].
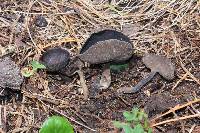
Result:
[151, 113, 200, 127]
[152, 98, 200, 121]
[172, 72, 188, 91]
[179, 57, 200, 86]
[22, 89, 70, 106]
[40, 38, 80, 49]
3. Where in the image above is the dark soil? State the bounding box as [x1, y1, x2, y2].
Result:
[3, 53, 200, 132]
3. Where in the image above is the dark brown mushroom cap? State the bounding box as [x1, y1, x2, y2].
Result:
[142, 54, 175, 80]
[79, 29, 133, 64]
[40, 48, 70, 72]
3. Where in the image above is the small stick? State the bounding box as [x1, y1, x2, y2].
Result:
[77, 69, 89, 100]
[151, 113, 200, 127]
[0, 105, 6, 133]
[22, 91, 68, 105]
[179, 58, 200, 85]
[189, 124, 196, 133]
[152, 98, 200, 121]
[172, 72, 188, 91]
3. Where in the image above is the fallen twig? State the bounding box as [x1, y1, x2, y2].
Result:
[172, 72, 188, 91]
[179, 57, 200, 86]
[0, 106, 6, 133]
[151, 113, 200, 127]
[152, 98, 200, 121]
[23, 91, 69, 106]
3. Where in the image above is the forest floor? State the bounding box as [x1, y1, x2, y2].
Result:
[0, 0, 200, 132]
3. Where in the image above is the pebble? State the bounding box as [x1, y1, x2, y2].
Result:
[35, 16, 48, 27]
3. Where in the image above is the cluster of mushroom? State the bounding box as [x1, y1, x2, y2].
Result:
[40, 29, 133, 100]
[40, 29, 175, 100]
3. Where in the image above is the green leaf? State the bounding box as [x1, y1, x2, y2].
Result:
[123, 111, 136, 122]
[113, 121, 129, 128]
[144, 119, 148, 129]
[122, 124, 134, 133]
[147, 128, 153, 133]
[131, 107, 139, 114]
[133, 124, 145, 133]
[21, 68, 34, 77]
[39, 116, 74, 133]
[110, 63, 128, 73]
[113, 121, 134, 133]
[143, 113, 148, 119]
[131, 108, 140, 121]
[31, 60, 46, 69]
[138, 112, 144, 121]
[114, 108, 151, 133]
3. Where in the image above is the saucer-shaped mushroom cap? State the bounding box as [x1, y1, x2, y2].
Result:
[142, 54, 175, 80]
[79, 29, 133, 64]
[40, 48, 70, 72]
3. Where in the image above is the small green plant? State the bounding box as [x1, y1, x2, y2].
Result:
[21, 60, 46, 77]
[113, 107, 152, 133]
[39, 116, 74, 133]
[110, 63, 128, 73]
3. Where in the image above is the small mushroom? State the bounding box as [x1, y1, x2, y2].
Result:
[117, 53, 175, 93]
[79, 29, 133, 64]
[40, 47, 70, 72]
[66, 29, 133, 100]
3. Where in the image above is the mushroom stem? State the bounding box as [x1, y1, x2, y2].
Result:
[131, 71, 156, 93]
[99, 64, 111, 89]
[77, 69, 89, 100]
[117, 71, 156, 93]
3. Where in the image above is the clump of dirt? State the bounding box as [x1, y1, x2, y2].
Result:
[144, 92, 178, 118]
[0, 56, 23, 97]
